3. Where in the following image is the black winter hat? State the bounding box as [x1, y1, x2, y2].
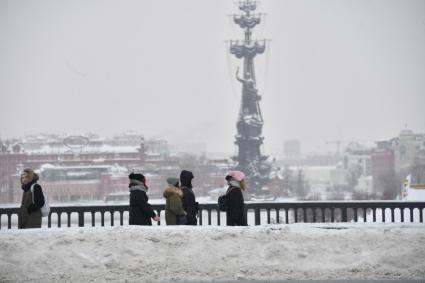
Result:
[129, 172, 145, 183]
[180, 170, 194, 189]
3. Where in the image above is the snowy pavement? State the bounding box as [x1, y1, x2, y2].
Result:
[1, 223, 424, 282]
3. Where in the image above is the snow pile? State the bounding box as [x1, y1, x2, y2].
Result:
[1, 223, 425, 282]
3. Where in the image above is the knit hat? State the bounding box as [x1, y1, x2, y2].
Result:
[180, 170, 194, 189]
[166, 177, 179, 187]
[225, 170, 245, 182]
[129, 172, 146, 183]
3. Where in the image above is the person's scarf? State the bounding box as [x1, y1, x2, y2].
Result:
[129, 179, 147, 192]
[21, 180, 36, 192]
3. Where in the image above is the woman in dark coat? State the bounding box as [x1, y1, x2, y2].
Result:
[19, 168, 45, 229]
[225, 170, 247, 226]
[180, 170, 199, 225]
[129, 173, 160, 225]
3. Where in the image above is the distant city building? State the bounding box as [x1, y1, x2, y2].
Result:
[169, 142, 207, 156]
[391, 129, 425, 173]
[145, 139, 170, 159]
[0, 152, 26, 203]
[371, 128, 425, 196]
[355, 175, 374, 195]
[329, 165, 350, 188]
[0, 133, 231, 204]
[8, 164, 126, 203]
[343, 142, 372, 177]
[372, 141, 395, 178]
[111, 131, 144, 146]
[0, 133, 152, 203]
[275, 154, 340, 167]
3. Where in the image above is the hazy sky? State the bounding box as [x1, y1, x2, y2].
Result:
[1, 0, 424, 155]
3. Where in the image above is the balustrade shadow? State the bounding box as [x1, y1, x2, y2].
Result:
[1, 201, 424, 229]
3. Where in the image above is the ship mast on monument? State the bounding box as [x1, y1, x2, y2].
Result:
[229, 0, 271, 194]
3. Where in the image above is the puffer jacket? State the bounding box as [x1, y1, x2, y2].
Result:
[163, 185, 186, 225]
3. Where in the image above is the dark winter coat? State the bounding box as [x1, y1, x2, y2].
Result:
[226, 186, 247, 226]
[129, 184, 157, 226]
[19, 181, 44, 229]
[181, 186, 198, 225]
[163, 185, 186, 225]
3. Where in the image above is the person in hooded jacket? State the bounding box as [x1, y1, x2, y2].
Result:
[163, 177, 187, 225]
[19, 168, 45, 229]
[180, 170, 199, 225]
[129, 173, 160, 225]
[225, 170, 247, 226]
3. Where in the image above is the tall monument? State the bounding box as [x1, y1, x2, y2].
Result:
[229, 0, 271, 193]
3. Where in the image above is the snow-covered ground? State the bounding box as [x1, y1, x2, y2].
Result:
[1, 223, 424, 282]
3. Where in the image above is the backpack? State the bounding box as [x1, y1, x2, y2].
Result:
[218, 187, 236, 211]
[218, 194, 228, 211]
[31, 183, 50, 217]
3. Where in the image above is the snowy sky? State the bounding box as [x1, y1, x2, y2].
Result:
[0, 0, 424, 155]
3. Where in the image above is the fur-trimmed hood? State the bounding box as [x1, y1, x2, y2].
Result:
[163, 185, 183, 199]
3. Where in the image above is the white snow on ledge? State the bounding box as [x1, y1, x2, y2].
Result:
[1, 223, 425, 282]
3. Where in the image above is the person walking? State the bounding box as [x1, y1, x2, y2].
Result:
[128, 172, 160, 226]
[180, 170, 199, 225]
[19, 168, 45, 229]
[163, 177, 187, 225]
[225, 170, 247, 226]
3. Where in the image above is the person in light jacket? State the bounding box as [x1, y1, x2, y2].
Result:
[129, 172, 160, 226]
[163, 177, 186, 225]
[19, 168, 45, 229]
[225, 170, 247, 226]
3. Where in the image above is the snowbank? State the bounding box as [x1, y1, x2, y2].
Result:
[1, 223, 425, 282]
